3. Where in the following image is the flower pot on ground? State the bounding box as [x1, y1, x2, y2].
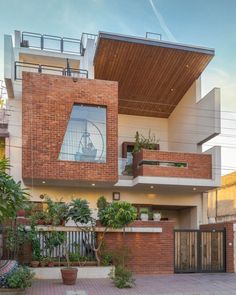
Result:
[61, 268, 78, 285]
[61, 243, 78, 285]
[153, 212, 161, 221]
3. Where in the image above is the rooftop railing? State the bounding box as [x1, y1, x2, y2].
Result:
[21, 31, 98, 55]
[14, 61, 88, 80]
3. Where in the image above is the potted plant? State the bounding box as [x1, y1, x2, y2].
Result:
[28, 226, 41, 267]
[61, 243, 78, 285]
[140, 208, 149, 221]
[133, 130, 159, 153]
[153, 211, 161, 221]
[3, 266, 34, 295]
[44, 232, 66, 267]
[39, 256, 48, 267]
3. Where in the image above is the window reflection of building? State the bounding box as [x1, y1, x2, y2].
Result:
[59, 105, 106, 163]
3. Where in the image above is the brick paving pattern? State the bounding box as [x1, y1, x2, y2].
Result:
[26, 274, 236, 295]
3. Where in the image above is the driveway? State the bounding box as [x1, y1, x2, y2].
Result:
[26, 273, 236, 295]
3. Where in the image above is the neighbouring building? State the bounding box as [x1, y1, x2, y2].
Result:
[208, 172, 236, 223]
[0, 80, 8, 158]
[4, 30, 221, 229]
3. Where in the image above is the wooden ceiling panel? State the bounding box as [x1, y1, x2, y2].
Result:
[94, 33, 214, 118]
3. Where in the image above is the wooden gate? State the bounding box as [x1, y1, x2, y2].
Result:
[174, 229, 226, 273]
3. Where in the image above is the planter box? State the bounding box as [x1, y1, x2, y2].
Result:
[0, 289, 26, 295]
[53, 261, 97, 267]
[31, 266, 113, 279]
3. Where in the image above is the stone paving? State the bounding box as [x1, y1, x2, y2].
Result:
[26, 274, 236, 295]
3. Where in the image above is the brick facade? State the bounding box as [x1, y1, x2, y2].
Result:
[200, 222, 234, 273]
[133, 149, 212, 179]
[100, 220, 175, 274]
[22, 73, 118, 184]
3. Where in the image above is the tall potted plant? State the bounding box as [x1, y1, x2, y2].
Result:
[60, 243, 78, 285]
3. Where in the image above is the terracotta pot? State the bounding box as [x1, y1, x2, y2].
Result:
[17, 209, 26, 217]
[40, 261, 47, 267]
[60, 220, 66, 226]
[47, 261, 54, 267]
[37, 219, 45, 225]
[61, 268, 78, 285]
[31, 261, 40, 267]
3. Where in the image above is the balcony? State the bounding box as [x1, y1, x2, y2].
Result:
[0, 108, 9, 137]
[117, 147, 220, 189]
[133, 149, 212, 179]
[14, 61, 88, 80]
[20, 31, 97, 56]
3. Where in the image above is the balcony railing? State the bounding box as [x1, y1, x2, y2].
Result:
[20, 31, 98, 56]
[133, 149, 212, 179]
[21, 31, 82, 55]
[15, 61, 88, 80]
[0, 108, 9, 125]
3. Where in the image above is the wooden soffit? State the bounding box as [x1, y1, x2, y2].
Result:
[94, 32, 214, 118]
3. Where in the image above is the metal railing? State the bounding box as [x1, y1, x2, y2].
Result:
[145, 32, 162, 40]
[0, 109, 9, 125]
[21, 31, 98, 56]
[38, 229, 95, 260]
[15, 61, 88, 80]
[21, 31, 82, 55]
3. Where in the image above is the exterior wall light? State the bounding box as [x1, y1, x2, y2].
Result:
[113, 192, 120, 201]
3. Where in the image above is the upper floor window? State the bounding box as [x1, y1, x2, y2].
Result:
[59, 104, 106, 163]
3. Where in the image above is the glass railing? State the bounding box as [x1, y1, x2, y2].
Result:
[118, 158, 133, 176]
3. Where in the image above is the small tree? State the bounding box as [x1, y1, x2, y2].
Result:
[68, 198, 137, 266]
[0, 158, 28, 222]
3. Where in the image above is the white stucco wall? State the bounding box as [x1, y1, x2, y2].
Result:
[168, 79, 221, 153]
[118, 114, 168, 157]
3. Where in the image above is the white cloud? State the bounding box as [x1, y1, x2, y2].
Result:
[148, 0, 177, 42]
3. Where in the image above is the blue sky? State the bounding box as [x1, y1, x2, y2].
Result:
[0, 0, 236, 174]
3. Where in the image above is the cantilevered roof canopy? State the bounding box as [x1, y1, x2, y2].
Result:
[94, 32, 214, 118]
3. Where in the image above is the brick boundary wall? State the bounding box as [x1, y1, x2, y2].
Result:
[133, 149, 212, 179]
[99, 220, 175, 274]
[200, 222, 234, 273]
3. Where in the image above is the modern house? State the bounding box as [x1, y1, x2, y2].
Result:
[4, 30, 221, 229]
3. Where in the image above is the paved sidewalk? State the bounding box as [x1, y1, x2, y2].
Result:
[26, 273, 236, 295]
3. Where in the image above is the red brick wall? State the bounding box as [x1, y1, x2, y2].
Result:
[100, 221, 175, 274]
[22, 73, 118, 184]
[200, 222, 234, 273]
[133, 149, 212, 179]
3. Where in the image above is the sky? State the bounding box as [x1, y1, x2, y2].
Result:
[0, 0, 236, 175]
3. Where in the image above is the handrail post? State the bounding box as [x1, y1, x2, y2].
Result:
[41, 35, 44, 50]
[14, 62, 17, 80]
[60, 38, 63, 53]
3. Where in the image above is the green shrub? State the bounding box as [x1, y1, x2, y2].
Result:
[6, 266, 34, 289]
[110, 265, 135, 288]
[101, 252, 113, 266]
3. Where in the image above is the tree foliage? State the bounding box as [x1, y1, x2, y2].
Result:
[100, 201, 137, 228]
[0, 158, 28, 222]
